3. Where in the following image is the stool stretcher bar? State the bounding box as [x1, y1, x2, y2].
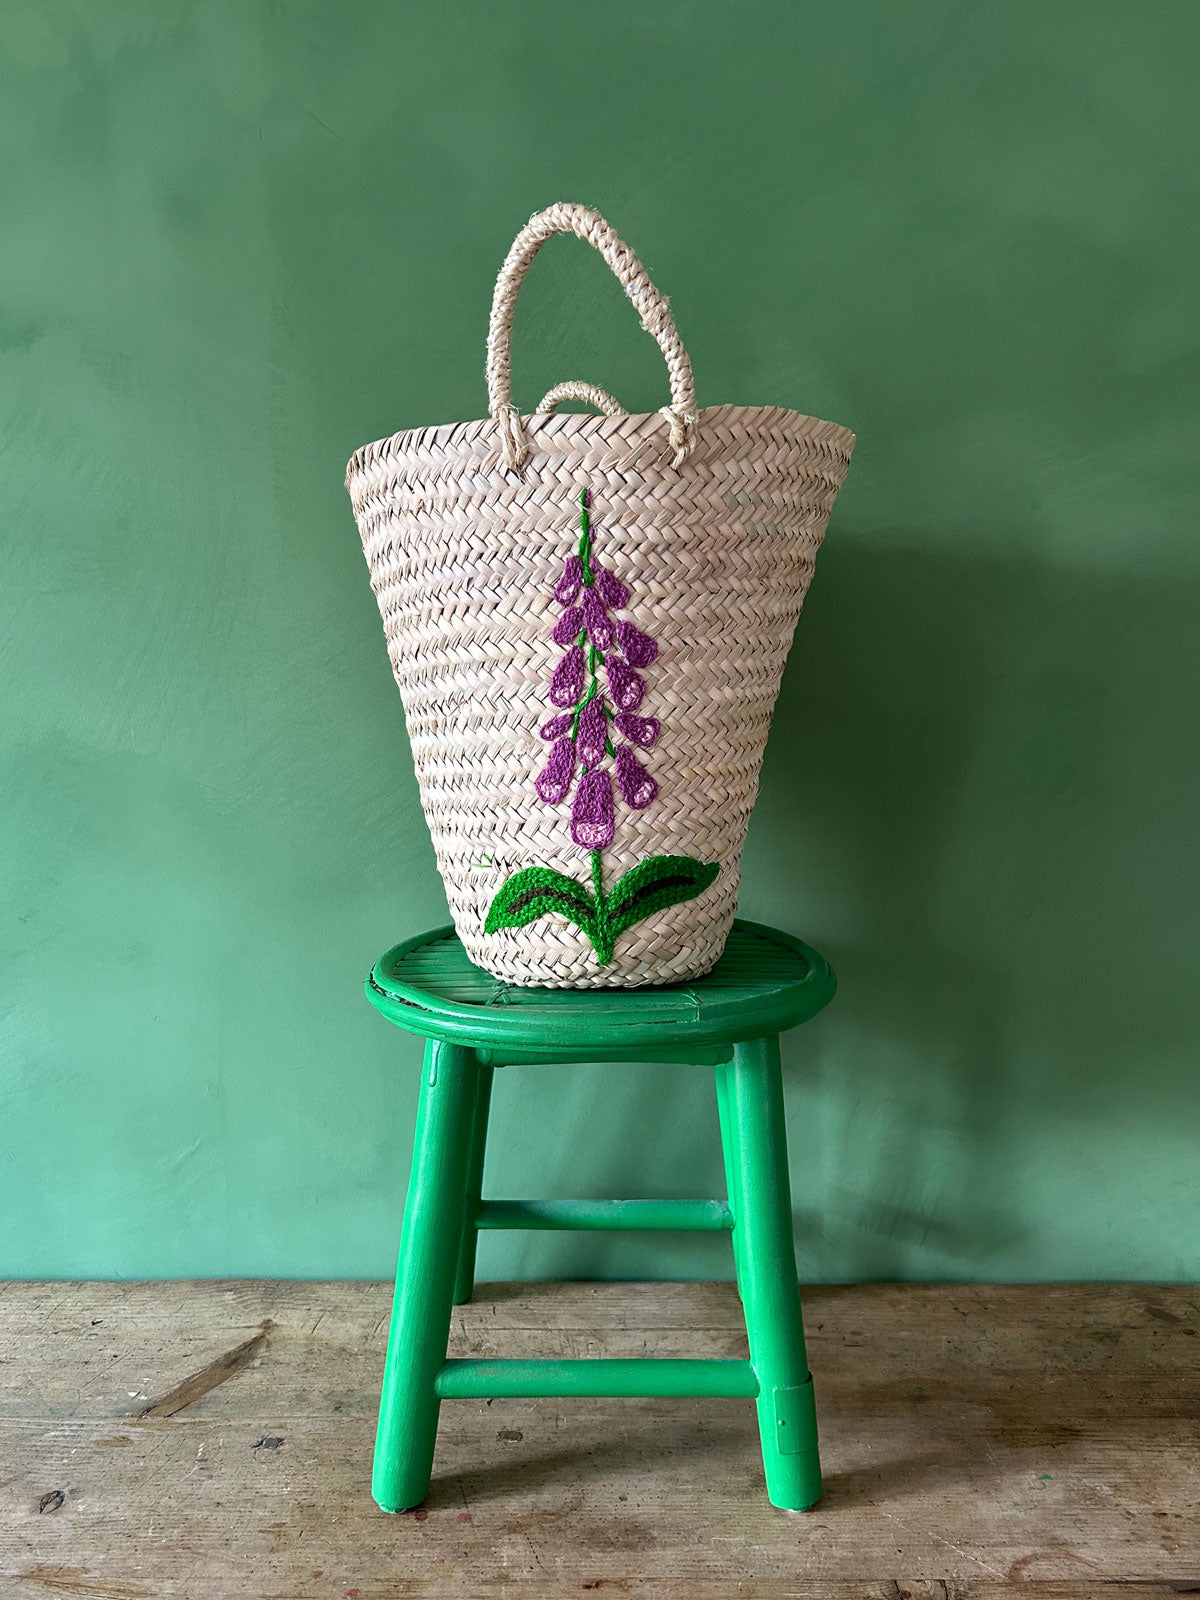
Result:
[474, 1198, 733, 1232]
[435, 1358, 759, 1400]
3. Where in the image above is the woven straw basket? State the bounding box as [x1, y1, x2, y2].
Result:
[346, 204, 854, 988]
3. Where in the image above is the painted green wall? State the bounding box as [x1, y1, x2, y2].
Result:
[3, 2, 1198, 1281]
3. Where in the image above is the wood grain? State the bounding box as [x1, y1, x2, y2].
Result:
[136, 1326, 271, 1420]
[2, 1282, 1198, 1597]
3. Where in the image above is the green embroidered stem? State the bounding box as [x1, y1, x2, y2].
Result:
[572, 638, 607, 741]
[591, 849, 612, 964]
[578, 487, 595, 585]
[568, 492, 612, 743]
[588, 851, 611, 960]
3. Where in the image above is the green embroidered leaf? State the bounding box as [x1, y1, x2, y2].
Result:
[603, 855, 719, 948]
[485, 867, 598, 942]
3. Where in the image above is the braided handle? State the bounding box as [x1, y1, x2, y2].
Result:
[487, 203, 697, 472]
[535, 381, 627, 417]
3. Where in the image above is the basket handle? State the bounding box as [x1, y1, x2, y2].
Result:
[535, 381, 627, 417]
[487, 203, 697, 473]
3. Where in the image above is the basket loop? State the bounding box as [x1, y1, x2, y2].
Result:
[487, 204, 698, 474]
[535, 381, 627, 418]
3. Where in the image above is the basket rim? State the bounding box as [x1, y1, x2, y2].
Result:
[345, 401, 855, 486]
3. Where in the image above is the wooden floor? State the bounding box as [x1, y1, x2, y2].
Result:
[1, 1282, 1197, 1598]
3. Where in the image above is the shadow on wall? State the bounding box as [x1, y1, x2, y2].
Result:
[767, 531, 1199, 1280]
[490, 530, 1199, 1282]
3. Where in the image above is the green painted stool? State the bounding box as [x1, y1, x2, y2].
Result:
[364, 918, 835, 1513]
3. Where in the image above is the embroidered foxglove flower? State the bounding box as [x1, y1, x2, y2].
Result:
[581, 588, 614, 650]
[576, 695, 607, 769]
[554, 556, 583, 605]
[615, 620, 657, 667]
[536, 737, 575, 804]
[571, 767, 614, 849]
[593, 565, 629, 610]
[485, 487, 718, 968]
[552, 606, 583, 646]
[549, 645, 586, 707]
[615, 743, 658, 809]
[605, 657, 644, 711]
[614, 712, 660, 748]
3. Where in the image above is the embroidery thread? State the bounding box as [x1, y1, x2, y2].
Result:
[486, 488, 718, 965]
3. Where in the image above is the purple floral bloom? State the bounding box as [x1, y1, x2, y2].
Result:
[552, 606, 583, 647]
[535, 489, 661, 826]
[536, 737, 575, 804]
[549, 645, 586, 707]
[554, 555, 583, 605]
[614, 712, 659, 748]
[615, 743, 658, 810]
[615, 620, 658, 667]
[581, 588, 614, 650]
[576, 695, 607, 768]
[593, 565, 629, 610]
[571, 767, 614, 849]
[605, 657, 644, 711]
[488, 486, 719, 971]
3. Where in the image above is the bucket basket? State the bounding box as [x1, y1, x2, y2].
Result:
[346, 204, 855, 987]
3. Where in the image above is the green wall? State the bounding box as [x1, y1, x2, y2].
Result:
[3, 2, 1198, 1281]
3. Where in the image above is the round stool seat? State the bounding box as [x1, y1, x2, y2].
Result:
[366, 918, 835, 1064]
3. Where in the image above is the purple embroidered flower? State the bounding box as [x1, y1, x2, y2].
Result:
[605, 656, 644, 711]
[615, 620, 658, 667]
[536, 488, 659, 816]
[536, 737, 575, 804]
[549, 645, 586, 707]
[581, 587, 614, 650]
[593, 565, 629, 610]
[571, 767, 614, 849]
[576, 695, 607, 769]
[615, 744, 658, 810]
[486, 485, 719, 970]
[554, 555, 583, 605]
[614, 712, 660, 748]
[552, 606, 583, 647]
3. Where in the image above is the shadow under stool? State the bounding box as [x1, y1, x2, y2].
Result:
[364, 917, 836, 1512]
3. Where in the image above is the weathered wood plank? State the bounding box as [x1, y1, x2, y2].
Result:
[1, 1282, 1198, 1597]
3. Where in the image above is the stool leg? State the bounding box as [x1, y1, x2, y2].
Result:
[714, 1062, 744, 1296]
[453, 1062, 494, 1305]
[373, 1039, 478, 1513]
[730, 1034, 822, 1511]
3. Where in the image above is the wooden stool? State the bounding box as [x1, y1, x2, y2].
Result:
[364, 918, 836, 1512]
